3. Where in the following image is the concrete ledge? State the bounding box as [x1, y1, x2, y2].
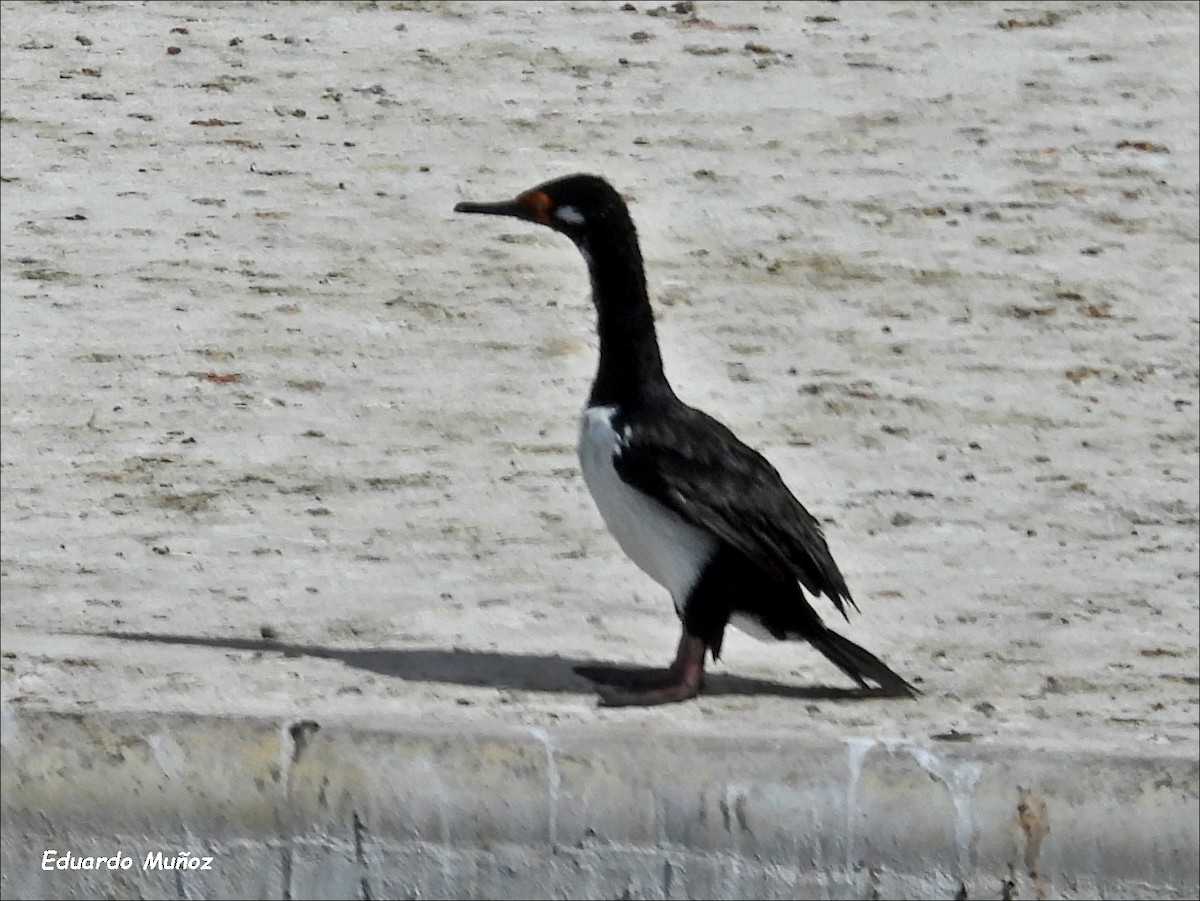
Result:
[1, 710, 1196, 900]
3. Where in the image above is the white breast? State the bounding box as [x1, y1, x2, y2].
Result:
[577, 405, 718, 611]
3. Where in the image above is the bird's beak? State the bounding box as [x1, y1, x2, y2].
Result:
[453, 198, 529, 219]
[455, 189, 555, 225]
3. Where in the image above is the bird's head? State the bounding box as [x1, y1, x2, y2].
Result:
[454, 173, 631, 249]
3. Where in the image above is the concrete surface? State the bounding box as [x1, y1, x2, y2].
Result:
[2, 711, 1197, 900]
[1, 0, 1197, 898]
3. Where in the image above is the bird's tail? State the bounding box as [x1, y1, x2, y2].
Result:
[806, 627, 919, 697]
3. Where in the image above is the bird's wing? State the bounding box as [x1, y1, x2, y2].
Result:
[613, 406, 858, 619]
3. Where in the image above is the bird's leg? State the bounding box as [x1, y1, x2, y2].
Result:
[596, 633, 707, 707]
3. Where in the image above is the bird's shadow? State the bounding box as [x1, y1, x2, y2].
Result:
[86, 631, 899, 703]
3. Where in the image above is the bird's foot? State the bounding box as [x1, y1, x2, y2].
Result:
[583, 633, 708, 707]
[596, 675, 703, 707]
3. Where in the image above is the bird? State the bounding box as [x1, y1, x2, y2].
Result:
[454, 173, 916, 706]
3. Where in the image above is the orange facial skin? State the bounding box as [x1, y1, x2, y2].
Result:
[520, 190, 554, 224]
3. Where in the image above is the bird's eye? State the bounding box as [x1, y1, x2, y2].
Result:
[555, 205, 585, 226]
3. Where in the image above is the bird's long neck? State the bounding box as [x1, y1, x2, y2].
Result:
[581, 221, 671, 409]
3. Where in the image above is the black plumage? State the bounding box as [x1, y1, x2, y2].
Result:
[608, 399, 857, 618]
[455, 173, 916, 706]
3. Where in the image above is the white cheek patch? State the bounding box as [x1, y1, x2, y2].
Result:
[555, 205, 585, 225]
